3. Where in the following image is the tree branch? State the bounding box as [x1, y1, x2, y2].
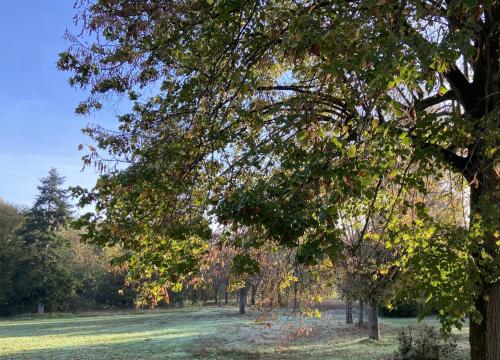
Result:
[414, 90, 455, 111]
[256, 85, 353, 117]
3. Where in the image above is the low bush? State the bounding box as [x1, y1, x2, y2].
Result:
[389, 326, 457, 360]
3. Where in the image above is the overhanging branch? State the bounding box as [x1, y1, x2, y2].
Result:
[414, 90, 455, 111]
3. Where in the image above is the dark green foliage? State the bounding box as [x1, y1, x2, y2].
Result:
[0, 200, 28, 315]
[390, 326, 458, 360]
[0, 170, 133, 315]
[17, 169, 73, 312]
[381, 301, 421, 318]
[21, 168, 70, 243]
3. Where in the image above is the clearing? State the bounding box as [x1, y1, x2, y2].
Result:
[0, 305, 469, 359]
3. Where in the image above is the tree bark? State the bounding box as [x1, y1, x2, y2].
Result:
[224, 287, 228, 305]
[358, 299, 364, 325]
[469, 166, 500, 360]
[250, 284, 256, 306]
[346, 301, 353, 324]
[367, 299, 380, 340]
[239, 287, 247, 314]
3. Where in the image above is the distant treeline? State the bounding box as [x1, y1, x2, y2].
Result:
[0, 169, 134, 316]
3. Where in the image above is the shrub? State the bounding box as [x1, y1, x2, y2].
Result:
[389, 326, 457, 360]
[381, 300, 420, 317]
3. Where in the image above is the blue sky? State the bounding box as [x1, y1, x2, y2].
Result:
[0, 2, 117, 208]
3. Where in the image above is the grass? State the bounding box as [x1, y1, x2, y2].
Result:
[0, 305, 469, 359]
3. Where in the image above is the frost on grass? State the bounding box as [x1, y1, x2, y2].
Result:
[0, 306, 469, 360]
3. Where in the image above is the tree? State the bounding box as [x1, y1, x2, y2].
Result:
[0, 200, 27, 314]
[23, 168, 70, 239]
[60, 1, 499, 358]
[19, 168, 72, 313]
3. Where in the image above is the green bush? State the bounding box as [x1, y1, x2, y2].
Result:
[380, 300, 420, 318]
[389, 326, 457, 360]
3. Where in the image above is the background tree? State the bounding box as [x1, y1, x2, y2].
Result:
[18, 168, 73, 313]
[0, 200, 27, 314]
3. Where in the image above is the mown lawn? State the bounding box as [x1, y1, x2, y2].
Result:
[0, 306, 469, 359]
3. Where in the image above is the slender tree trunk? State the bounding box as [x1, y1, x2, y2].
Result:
[224, 286, 228, 305]
[37, 302, 44, 315]
[250, 284, 256, 306]
[358, 298, 364, 325]
[239, 287, 247, 314]
[367, 299, 380, 340]
[469, 167, 500, 360]
[346, 301, 353, 324]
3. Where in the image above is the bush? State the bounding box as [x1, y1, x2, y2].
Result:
[381, 300, 420, 317]
[389, 326, 457, 360]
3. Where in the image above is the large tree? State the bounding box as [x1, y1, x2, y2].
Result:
[20, 168, 72, 313]
[60, 1, 499, 358]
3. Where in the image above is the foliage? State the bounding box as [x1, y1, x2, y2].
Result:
[390, 326, 458, 360]
[0, 170, 133, 314]
[59, 1, 499, 356]
[380, 301, 421, 318]
[0, 200, 27, 314]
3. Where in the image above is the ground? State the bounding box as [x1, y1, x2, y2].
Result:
[0, 305, 469, 359]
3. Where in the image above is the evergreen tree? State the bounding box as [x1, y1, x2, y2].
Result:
[19, 168, 72, 313]
[22, 168, 70, 246]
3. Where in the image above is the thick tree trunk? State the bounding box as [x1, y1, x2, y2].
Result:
[346, 301, 353, 324]
[239, 287, 247, 314]
[470, 282, 500, 360]
[367, 299, 380, 340]
[358, 299, 364, 325]
[469, 166, 500, 360]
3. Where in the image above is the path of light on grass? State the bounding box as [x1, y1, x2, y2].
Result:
[0, 306, 470, 360]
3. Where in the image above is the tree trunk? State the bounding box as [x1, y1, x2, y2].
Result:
[214, 283, 219, 304]
[224, 287, 228, 305]
[239, 287, 247, 314]
[346, 301, 353, 324]
[469, 166, 500, 360]
[358, 299, 364, 325]
[250, 284, 256, 306]
[37, 302, 44, 315]
[367, 299, 380, 340]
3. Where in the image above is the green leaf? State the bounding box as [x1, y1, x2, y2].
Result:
[347, 144, 356, 158]
[462, 0, 476, 10]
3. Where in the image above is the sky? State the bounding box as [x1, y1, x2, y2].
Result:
[0, 2, 118, 209]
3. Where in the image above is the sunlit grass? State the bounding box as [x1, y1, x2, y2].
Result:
[0, 306, 469, 359]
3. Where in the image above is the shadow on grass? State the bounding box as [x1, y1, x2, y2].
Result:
[0, 334, 198, 360]
[0, 307, 241, 338]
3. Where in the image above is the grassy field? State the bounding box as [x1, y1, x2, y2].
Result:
[0, 305, 469, 359]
